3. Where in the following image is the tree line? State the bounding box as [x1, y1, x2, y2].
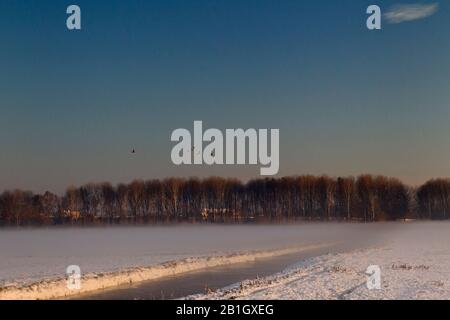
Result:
[0, 175, 449, 226]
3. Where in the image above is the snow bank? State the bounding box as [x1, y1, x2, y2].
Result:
[0, 244, 331, 300]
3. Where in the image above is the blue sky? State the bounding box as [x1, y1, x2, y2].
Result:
[1, 0, 449, 193]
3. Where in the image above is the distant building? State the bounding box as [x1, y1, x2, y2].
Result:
[200, 208, 240, 220]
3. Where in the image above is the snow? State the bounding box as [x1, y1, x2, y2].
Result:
[0, 223, 381, 287]
[0, 223, 374, 299]
[1, 222, 448, 300]
[187, 222, 450, 300]
[0, 245, 330, 300]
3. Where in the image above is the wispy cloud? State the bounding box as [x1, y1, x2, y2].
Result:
[384, 3, 439, 24]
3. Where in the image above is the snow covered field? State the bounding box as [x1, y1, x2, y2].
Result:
[188, 222, 450, 300]
[0, 222, 448, 299]
[0, 223, 381, 287]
